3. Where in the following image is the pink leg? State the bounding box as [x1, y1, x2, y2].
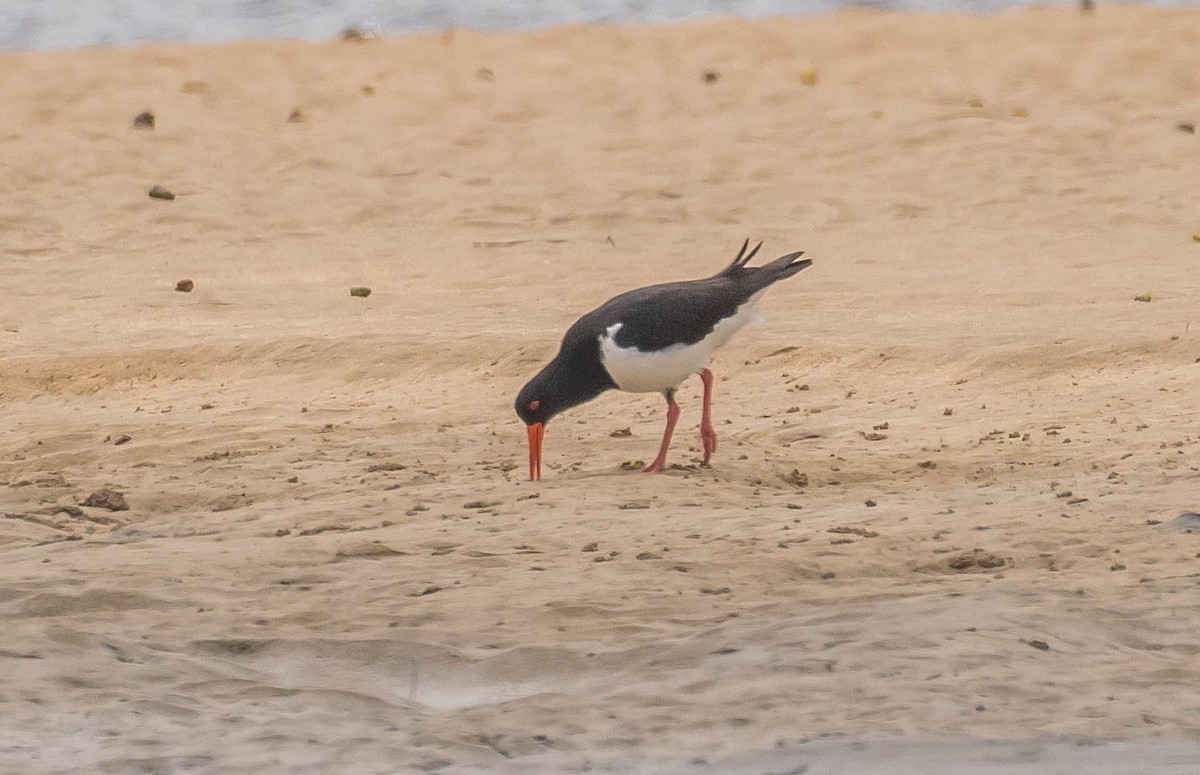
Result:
[698, 367, 717, 466]
[643, 390, 681, 473]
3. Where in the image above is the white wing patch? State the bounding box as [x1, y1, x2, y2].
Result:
[599, 292, 766, 393]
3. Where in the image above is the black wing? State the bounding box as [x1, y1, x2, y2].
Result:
[557, 244, 810, 355]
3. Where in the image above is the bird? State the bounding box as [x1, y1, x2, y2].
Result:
[515, 240, 812, 480]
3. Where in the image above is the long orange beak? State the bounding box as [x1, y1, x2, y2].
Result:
[526, 422, 544, 481]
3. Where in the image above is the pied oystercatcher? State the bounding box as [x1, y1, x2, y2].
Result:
[516, 240, 812, 480]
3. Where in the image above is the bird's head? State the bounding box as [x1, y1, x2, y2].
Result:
[515, 388, 551, 427]
[515, 357, 611, 481]
[515, 330, 617, 481]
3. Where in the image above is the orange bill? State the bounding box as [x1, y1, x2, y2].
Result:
[526, 422, 544, 481]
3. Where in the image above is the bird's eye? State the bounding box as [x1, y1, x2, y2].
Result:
[529, 400, 540, 411]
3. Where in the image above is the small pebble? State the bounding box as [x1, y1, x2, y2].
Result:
[339, 25, 377, 41]
[703, 70, 720, 84]
[175, 279, 194, 292]
[798, 67, 818, 85]
[148, 184, 175, 200]
[286, 107, 305, 123]
[1134, 292, 1152, 302]
[350, 286, 372, 298]
[132, 110, 155, 129]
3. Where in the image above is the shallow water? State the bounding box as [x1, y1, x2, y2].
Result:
[0, 0, 1123, 52]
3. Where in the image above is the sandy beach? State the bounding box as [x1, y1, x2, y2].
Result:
[2, 6, 1199, 772]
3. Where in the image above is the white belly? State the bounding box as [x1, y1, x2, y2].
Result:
[598, 295, 765, 393]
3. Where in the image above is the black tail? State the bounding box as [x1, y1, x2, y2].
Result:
[754, 250, 811, 281]
[714, 239, 763, 278]
[715, 240, 811, 289]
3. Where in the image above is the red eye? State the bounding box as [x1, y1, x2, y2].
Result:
[529, 400, 540, 411]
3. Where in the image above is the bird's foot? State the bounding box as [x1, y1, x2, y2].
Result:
[642, 459, 667, 474]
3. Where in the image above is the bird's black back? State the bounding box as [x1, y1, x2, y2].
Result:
[571, 246, 811, 352]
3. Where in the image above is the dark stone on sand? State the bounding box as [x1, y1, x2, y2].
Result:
[1027, 639, 1051, 651]
[947, 549, 1006, 571]
[81, 488, 129, 512]
[132, 110, 155, 129]
[350, 286, 371, 297]
[148, 184, 174, 200]
[365, 462, 407, 472]
[175, 279, 194, 292]
[286, 107, 305, 123]
[828, 526, 880, 538]
[703, 70, 720, 83]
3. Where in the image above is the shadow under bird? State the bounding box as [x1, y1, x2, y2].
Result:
[515, 240, 812, 480]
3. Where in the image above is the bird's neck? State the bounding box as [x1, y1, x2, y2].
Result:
[543, 348, 615, 419]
